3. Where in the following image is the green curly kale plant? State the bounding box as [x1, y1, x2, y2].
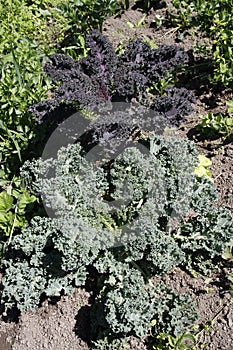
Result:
[1, 133, 232, 346]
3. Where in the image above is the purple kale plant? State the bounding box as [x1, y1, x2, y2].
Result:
[29, 30, 195, 129]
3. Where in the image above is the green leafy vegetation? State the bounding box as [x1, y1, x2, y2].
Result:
[0, 176, 37, 238]
[0, 1, 122, 245]
[170, 0, 233, 86]
[0, 0, 68, 247]
[134, 0, 160, 12]
[197, 101, 233, 140]
[57, 0, 120, 33]
[0, 1, 232, 348]
[0, 171, 38, 259]
[153, 332, 196, 350]
[193, 155, 213, 181]
[197, 112, 233, 140]
[0, 0, 70, 55]
[1, 133, 232, 346]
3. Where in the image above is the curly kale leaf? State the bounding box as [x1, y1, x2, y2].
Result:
[122, 219, 185, 276]
[43, 55, 107, 114]
[91, 265, 157, 338]
[54, 74, 106, 108]
[1, 261, 46, 312]
[5, 132, 231, 318]
[20, 134, 222, 246]
[79, 104, 168, 159]
[175, 207, 233, 272]
[1, 216, 101, 312]
[28, 99, 76, 125]
[92, 258, 198, 341]
[146, 44, 191, 81]
[190, 176, 218, 214]
[91, 337, 130, 350]
[109, 145, 165, 203]
[80, 29, 117, 94]
[29, 31, 194, 126]
[152, 87, 196, 126]
[114, 66, 150, 99]
[20, 134, 199, 237]
[104, 274, 154, 337]
[118, 39, 191, 82]
[21, 143, 111, 228]
[43, 53, 81, 83]
[142, 135, 199, 224]
[151, 283, 198, 336]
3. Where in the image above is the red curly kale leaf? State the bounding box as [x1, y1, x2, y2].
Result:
[30, 31, 195, 126]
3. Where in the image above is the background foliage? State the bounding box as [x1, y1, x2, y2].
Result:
[171, 0, 233, 87]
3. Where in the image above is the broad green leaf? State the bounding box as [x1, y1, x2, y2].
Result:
[17, 191, 37, 212]
[225, 117, 233, 126]
[226, 100, 233, 114]
[0, 211, 14, 236]
[15, 214, 26, 228]
[0, 179, 9, 187]
[0, 211, 8, 223]
[194, 166, 213, 181]
[177, 333, 196, 346]
[0, 191, 13, 211]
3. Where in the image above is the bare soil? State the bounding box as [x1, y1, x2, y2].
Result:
[0, 1, 232, 349]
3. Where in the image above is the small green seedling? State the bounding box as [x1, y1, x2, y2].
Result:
[197, 112, 233, 140]
[146, 72, 176, 97]
[127, 14, 147, 29]
[153, 331, 197, 350]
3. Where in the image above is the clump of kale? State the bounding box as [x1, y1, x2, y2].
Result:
[1, 133, 233, 347]
[91, 254, 198, 346]
[29, 30, 195, 128]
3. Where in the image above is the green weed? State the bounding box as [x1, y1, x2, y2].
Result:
[153, 331, 197, 350]
[57, 0, 120, 33]
[170, 0, 233, 87]
[197, 112, 233, 140]
[147, 72, 176, 97]
[0, 171, 37, 254]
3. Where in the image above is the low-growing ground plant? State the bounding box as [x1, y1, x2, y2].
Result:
[1, 1, 121, 246]
[0, 172, 38, 260]
[56, 0, 120, 33]
[193, 155, 213, 181]
[29, 30, 195, 126]
[169, 0, 233, 87]
[134, 0, 160, 12]
[1, 126, 232, 347]
[196, 101, 233, 140]
[0, 0, 81, 170]
[153, 332, 196, 350]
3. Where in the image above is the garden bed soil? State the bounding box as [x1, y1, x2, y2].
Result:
[0, 1, 232, 349]
[0, 265, 232, 350]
